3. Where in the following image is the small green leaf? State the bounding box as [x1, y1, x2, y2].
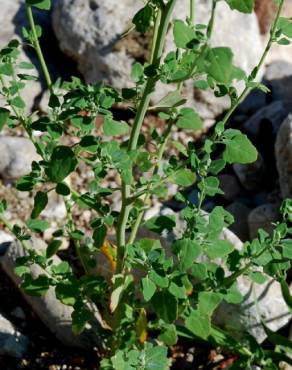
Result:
[173, 20, 197, 49]
[26, 218, 50, 232]
[56, 182, 71, 196]
[46, 239, 62, 258]
[158, 324, 178, 346]
[10, 96, 25, 109]
[172, 238, 201, 270]
[177, 108, 202, 131]
[171, 168, 196, 187]
[153, 90, 186, 110]
[224, 0, 254, 13]
[142, 276, 157, 302]
[0, 108, 10, 131]
[22, 275, 51, 296]
[31, 191, 48, 219]
[46, 146, 78, 183]
[26, 0, 51, 10]
[132, 4, 153, 33]
[103, 117, 129, 136]
[93, 224, 107, 249]
[205, 47, 233, 84]
[223, 130, 258, 164]
[185, 309, 211, 339]
[151, 291, 178, 323]
[198, 177, 224, 197]
[72, 303, 92, 335]
[0, 63, 13, 76]
[198, 292, 222, 317]
[144, 215, 176, 234]
[278, 17, 292, 38]
[205, 239, 234, 259]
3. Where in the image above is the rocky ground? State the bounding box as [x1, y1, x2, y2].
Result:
[0, 1, 292, 369]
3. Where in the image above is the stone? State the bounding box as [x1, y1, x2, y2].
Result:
[52, 0, 264, 127]
[248, 203, 280, 239]
[0, 313, 29, 358]
[214, 277, 291, 344]
[275, 115, 292, 198]
[11, 307, 26, 320]
[264, 61, 292, 110]
[226, 202, 251, 242]
[233, 154, 266, 192]
[0, 136, 41, 180]
[218, 174, 241, 202]
[0, 237, 100, 349]
[243, 101, 288, 139]
[42, 192, 67, 221]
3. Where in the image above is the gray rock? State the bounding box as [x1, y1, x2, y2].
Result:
[11, 307, 26, 320]
[214, 277, 291, 344]
[0, 136, 41, 180]
[275, 114, 292, 198]
[0, 236, 99, 349]
[248, 203, 280, 239]
[0, 313, 29, 358]
[226, 202, 251, 241]
[52, 0, 263, 127]
[218, 174, 241, 202]
[243, 101, 288, 139]
[233, 154, 266, 192]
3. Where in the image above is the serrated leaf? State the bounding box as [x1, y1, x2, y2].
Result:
[172, 238, 201, 270]
[198, 292, 222, 317]
[205, 239, 234, 259]
[185, 309, 211, 339]
[223, 131, 258, 164]
[171, 168, 196, 187]
[151, 291, 178, 323]
[46, 146, 78, 183]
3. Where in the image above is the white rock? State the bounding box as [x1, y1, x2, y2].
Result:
[275, 115, 292, 198]
[52, 0, 264, 126]
[0, 136, 41, 180]
[0, 313, 29, 358]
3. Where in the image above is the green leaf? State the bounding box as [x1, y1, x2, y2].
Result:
[177, 108, 202, 131]
[55, 281, 78, 306]
[223, 130, 258, 164]
[142, 276, 157, 302]
[72, 302, 92, 335]
[151, 291, 178, 323]
[282, 240, 292, 259]
[31, 191, 48, 219]
[22, 274, 51, 296]
[158, 324, 178, 346]
[0, 63, 13, 76]
[132, 4, 153, 33]
[144, 343, 170, 370]
[249, 271, 268, 284]
[198, 292, 222, 317]
[93, 224, 107, 249]
[173, 20, 197, 49]
[171, 168, 196, 187]
[51, 261, 71, 275]
[149, 270, 169, 288]
[56, 182, 71, 196]
[10, 96, 25, 109]
[205, 47, 233, 84]
[172, 238, 201, 270]
[185, 309, 211, 339]
[46, 239, 62, 258]
[103, 117, 129, 136]
[278, 17, 292, 38]
[205, 239, 234, 259]
[26, 0, 51, 10]
[144, 215, 176, 234]
[46, 146, 78, 183]
[0, 108, 10, 131]
[26, 218, 50, 232]
[0, 199, 7, 213]
[153, 90, 186, 110]
[131, 63, 144, 83]
[198, 177, 224, 197]
[224, 0, 254, 13]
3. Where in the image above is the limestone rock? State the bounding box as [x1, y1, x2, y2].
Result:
[52, 0, 263, 127]
[0, 236, 99, 349]
[0, 313, 29, 358]
[275, 115, 292, 198]
[0, 136, 41, 180]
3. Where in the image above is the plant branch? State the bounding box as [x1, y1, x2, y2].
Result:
[26, 5, 53, 94]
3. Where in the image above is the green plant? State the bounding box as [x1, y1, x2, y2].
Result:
[0, 0, 291, 368]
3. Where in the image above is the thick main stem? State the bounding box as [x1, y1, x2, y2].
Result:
[116, 0, 177, 272]
[26, 5, 53, 94]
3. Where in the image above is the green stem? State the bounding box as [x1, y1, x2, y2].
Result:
[190, 0, 195, 24]
[207, 0, 217, 41]
[128, 119, 174, 245]
[150, 8, 162, 64]
[116, 0, 177, 273]
[26, 5, 53, 94]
